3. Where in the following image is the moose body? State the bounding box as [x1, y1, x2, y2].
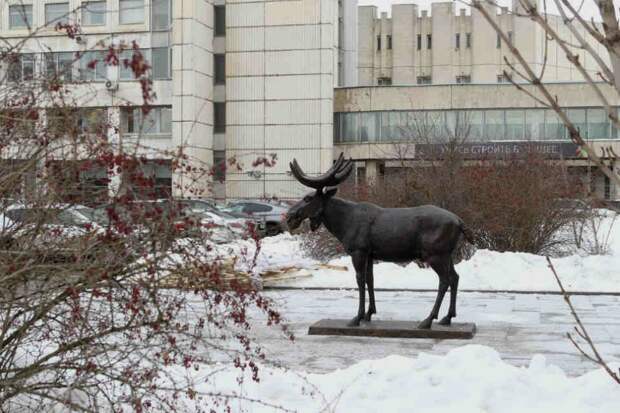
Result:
[287, 154, 468, 329]
[323, 199, 464, 262]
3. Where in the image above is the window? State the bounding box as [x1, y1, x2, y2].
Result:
[544, 109, 566, 140]
[9, 4, 32, 29]
[567, 108, 587, 138]
[214, 54, 225, 85]
[342, 112, 359, 142]
[120, 0, 144, 24]
[213, 151, 226, 182]
[485, 110, 505, 140]
[82, 1, 106, 26]
[45, 3, 69, 26]
[45, 52, 74, 82]
[79, 51, 106, 81]
[416, 75, 431, 85]
[496, 33, 501, 48]
[122, 107, 172, 135]
[525, 109, 544, 139]
[121, 48, 170, 80]
[151, 0, 171, 30]
[427, 34, 432, 49]
[215, 6, 225, 36]
[243, 203, 272, 213]
[587, 108, 609, 139]
[78, 108, 107, 135]
[417, 34, 421, 50]
[605, 175, 611, 199]
[466, 33, 471, 48]
[47, 108, 107, 137]
[497, 74, 511, 83]
[455, 33, 460, 49]
[359, 112, 379, 142]
[387, 35, 392, 50]
[0, 110, 36, 138]
[151, 47, 171, 79]
[214, 102, 226, 133]
[456, 75, 471, 84]
[377, 77, 392, 86]
[8, 54, 35, 82]
[377, 35, 381, 51]
[120, 49, 144, 79]
[505, 110, 525, 140]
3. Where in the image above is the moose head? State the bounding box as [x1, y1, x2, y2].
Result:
[286, 153, 353, 231]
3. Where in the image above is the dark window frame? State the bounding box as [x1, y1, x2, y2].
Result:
[214, 102, 226, 133]
[214, 6, 226, 36]
[214, 54, 225, 85]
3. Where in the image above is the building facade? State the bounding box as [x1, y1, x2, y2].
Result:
[0, 0, 348, 202]
[334, 82, 620, 200]
[358, 1, 607, 86]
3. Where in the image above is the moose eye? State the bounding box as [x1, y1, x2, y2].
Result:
[303, 196, 311, 202]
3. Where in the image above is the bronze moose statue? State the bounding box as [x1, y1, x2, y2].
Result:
[286, 153, 471, 329]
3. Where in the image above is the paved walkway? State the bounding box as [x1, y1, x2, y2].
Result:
[252, 290, 620, 376]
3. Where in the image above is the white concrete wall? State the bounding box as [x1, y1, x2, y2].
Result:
[172, 0, 214, 198]
[339, 0, 358, 87]
[225, 0, 337, 200]
[358, 1, 610, 86]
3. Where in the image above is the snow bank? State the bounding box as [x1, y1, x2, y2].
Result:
[189, 345, 620, 413]
[259, 212, 620, 292]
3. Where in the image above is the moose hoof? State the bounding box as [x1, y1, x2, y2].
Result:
[347, 316, 361, 327]
[363, 312, 373, 322]
[418, 318, 432, 329]
[438, 316, 452, 326]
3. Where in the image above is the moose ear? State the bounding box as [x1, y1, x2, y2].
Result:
[323, 186, 338, 197]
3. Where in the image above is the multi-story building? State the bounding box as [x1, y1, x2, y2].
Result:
[0, 0, 354, 202]
[358, 1, 607, 86]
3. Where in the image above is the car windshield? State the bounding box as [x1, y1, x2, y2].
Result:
[76, 207, 109, 226]
[181, 201, 238, 219]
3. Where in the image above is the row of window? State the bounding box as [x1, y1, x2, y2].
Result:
[377, 74, 511, 86]
[5, 0, 170, 30]
[334, 108, 618, 143]
[377, 31, 513, 51]
[1, 106, 172, 136]
[7, 48, 171, 82]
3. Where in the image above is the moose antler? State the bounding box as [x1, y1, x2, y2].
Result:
[289, 152, 353, 189]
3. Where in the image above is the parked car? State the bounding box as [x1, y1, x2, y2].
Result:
[221, 200, 288, 236]
[93, 200, 238, 244]
[175, 199, 267, 237]
[0, 204, 111, 263]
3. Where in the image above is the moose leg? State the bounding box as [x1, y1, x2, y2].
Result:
[418, 256, 450, 330]
[347, 252, 367, 327]
[364, 259, 376, 322]
[438, 264, 460, 326]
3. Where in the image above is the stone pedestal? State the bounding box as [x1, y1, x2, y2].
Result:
[308, 319, 476, 339]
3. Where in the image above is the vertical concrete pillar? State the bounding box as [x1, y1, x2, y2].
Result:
[365, 160, 378, 183]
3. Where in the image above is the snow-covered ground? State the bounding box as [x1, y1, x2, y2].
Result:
[185, 345, 620, 413]
[253, 212, 620, 292]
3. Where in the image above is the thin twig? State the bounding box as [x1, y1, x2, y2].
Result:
[546, 256, 620, 384]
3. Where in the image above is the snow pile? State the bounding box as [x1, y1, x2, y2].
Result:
[188, 345, 620, 413]
[213, 232, 317, 274]
[268, 212, 620, 292]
